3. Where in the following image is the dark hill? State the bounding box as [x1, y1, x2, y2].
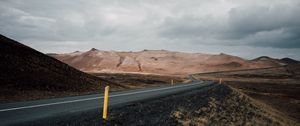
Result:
[252, 56, 274, 61]
[281, 58, 300, 64]
[0, 35, 121, 102]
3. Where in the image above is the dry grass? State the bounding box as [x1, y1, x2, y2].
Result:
[192, 64, 300, 123]
[169, 85, 296, 126]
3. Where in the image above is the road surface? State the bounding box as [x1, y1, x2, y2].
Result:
[0, 80, 214, 126]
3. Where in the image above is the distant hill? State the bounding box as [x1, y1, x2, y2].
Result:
[281, 58, 300, 64]
[252, 56, 273, 61]
[51, 49, 285, 75]
[0, 35, 120, 102]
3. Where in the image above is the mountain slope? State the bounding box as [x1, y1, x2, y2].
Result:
[0, 35, 119, 102]
[51, 49, 285, 75]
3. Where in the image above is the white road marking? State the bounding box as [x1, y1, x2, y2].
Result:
[0, 82, 205, 112]
[0, 96, 103, 112]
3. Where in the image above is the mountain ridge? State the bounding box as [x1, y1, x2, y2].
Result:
[51, 48, 287, 75]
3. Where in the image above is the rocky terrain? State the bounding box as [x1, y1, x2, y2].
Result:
[0, 35, 125, 102]
[50, 49, 287, 75]
[193, 64, 300, 123]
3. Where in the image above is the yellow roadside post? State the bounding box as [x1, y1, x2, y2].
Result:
[103, 86, 110, 120]
[219, 78, 222, 84]
[171, 79, 174, 85]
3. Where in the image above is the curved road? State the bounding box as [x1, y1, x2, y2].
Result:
[0, 80, 214, 126]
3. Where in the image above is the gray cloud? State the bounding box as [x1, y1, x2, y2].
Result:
[159, 1, 300, 48]
[0, 0, 300, 59]
[226, 3, 300, 47]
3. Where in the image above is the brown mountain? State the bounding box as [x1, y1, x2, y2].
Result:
[51, 49, 285, 75]
[0, 35, 118, 102]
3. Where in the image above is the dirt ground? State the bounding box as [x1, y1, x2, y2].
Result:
[193, 64, 300, 123]
[91, 73, 189, 89]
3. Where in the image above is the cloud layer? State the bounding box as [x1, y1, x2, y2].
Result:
[1, 0, 300, 59]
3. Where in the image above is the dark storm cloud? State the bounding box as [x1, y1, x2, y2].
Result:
[159, 1, 300, 48]
[226, 3, 300, 48]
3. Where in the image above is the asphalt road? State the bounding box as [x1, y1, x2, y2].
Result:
[0, 80, 214, 126]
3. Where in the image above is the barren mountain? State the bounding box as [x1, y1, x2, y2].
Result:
[51, 49, 285, 75]
[0, 35, 121, 102]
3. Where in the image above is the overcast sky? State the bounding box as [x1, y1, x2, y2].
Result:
[1, 0, 300, 60]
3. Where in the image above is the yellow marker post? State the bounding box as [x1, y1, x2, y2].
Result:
[171, 79, 174, 85]
[103, 86, 110, 120]
[219, 78, 222, 84]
